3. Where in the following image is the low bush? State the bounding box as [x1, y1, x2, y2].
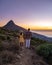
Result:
[0, 29, 5, 34]
[0, 35, 6, 40]
[31, 37, 47, 45]
[0, 40, 19, 53]
[0, 42, 3, 51]
[7, 36, 11, 41]
[8, 43, 19, 53]
[0, 50, 16, 65]
[36, 44, 52, 57]
[36, 44, 52, 64]
[31, 40, 37, 46]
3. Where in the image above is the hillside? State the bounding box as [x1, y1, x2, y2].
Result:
[0, 26, 51, 65]
[2, 20, 27, 32]
[32, 32, 52, 42]
[1, 20, 52, 42]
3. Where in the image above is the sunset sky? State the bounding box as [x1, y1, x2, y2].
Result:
[0, 0, 52, 30]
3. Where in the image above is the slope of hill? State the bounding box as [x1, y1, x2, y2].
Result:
[2, 20, 26, 32]
[2, 20, 52, 42]
[32, 32, 52, 42]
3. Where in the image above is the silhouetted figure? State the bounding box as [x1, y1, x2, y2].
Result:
[25, 28, 32, 48]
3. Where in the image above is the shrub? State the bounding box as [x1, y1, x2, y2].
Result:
[0, 42, 9, 51]
[0, 35, 6, 40]
[7, 36, 11, 41]
[36, 44, 52, 57]
[31, 37, 47, 45]
[8, 43, 20, 53]
[36, 44, 52, 64]
[0, 50, 16, 65]
[36, 45, 49, 58]
[31, 40, 37, 46]
[0, 39, 19, 53]
[0, 42, 4, 51]
[0, 30, 5, 34]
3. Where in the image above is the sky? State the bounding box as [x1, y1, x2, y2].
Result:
[0, 0, 52, 30]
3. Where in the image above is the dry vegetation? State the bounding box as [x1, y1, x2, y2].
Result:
[0, 28, 20, 65]
[0, 28, 51, 65]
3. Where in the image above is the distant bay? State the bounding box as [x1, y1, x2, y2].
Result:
[31, 30, 52, 37]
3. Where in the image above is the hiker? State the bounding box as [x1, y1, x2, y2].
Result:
[25, 28, 32, 48]
[19, 31, 25, 48]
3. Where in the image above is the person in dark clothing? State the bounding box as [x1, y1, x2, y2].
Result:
[25, 28, 32, 48]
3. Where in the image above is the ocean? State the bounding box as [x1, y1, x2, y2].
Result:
[31, 30, 52, 37]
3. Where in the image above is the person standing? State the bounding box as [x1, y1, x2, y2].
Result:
[19, 32, 25, 49]
[25, 28, 32, 48]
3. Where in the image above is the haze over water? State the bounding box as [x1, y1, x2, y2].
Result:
[32, 30, 52, 37]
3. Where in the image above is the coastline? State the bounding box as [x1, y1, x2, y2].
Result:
[31, 31, 52, 42]
[31, 30, 52, 38]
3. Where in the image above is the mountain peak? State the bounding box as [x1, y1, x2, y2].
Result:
[3, 20, 26, 31]
[7, 20, 15, 25]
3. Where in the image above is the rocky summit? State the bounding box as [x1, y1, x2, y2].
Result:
[3, 20, 26, 32]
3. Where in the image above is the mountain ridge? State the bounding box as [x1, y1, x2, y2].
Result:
[2, 20, 52, 42]
[2, 20, 27, 32]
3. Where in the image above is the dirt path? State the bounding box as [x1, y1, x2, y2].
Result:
[19, 46, 48, 65]
[19, 47, 33, 65]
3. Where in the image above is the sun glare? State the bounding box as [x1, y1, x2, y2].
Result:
[0, 20, 52, 30]
[38, 21, 52, 27]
